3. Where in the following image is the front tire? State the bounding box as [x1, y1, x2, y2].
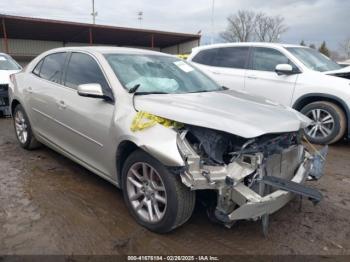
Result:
[301, 101, 346, 144]
[13, 104, 40, 150]
[122, 150, 195, 233]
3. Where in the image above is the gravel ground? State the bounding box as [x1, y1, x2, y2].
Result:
[0, 118, 350, 255]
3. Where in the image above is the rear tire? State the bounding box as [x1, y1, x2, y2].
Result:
[13, 104, 40, 150]
[301, 101, 346, 144]
[122, 149, 195, 233]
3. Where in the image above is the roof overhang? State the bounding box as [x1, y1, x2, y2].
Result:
[0, 14, 200, 48]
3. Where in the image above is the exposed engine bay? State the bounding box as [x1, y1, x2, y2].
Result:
[176, 124, 327, 234]
[183, 125, 302, 165]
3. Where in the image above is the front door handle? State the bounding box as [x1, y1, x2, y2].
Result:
[247, 75, 257, 80]
[57, 100, 67, 109]
[27, 87, 33, 93]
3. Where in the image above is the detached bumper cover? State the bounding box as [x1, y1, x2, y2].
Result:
[226, 147, 327, 221]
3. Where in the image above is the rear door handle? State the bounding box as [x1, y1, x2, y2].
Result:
[57, 100, 67, 109]
[27, 87, 33, 93]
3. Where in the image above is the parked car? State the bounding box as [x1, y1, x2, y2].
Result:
[0, 53, 22, 116]
[188, 43, 350, 144]
[9, 47, 326, 233]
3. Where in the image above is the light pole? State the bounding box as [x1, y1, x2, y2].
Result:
[138, 11, 143, 28]
[91, 0, 98, 24]
[210, 0, 215, 44]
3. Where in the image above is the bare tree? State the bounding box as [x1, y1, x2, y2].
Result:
[220, 10, 256, 42]
[221, 10, 288, 43]
[339, 37, 350, 59]
[266, 16, 288, 42]
[254, 13, 288, 42]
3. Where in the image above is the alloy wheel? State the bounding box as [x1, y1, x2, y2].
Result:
[126, 162, 167, 223]
[14, 110, 28, 144]
[305, 108, 335, 139]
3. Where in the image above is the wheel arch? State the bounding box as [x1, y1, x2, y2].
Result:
[10, 98, 21, 116]
[116, 140, 139, 188]
[292, 93, 350, 139]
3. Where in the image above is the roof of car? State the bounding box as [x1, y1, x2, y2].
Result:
[192, 42, 307, 51]
[45, 46, 171, 56]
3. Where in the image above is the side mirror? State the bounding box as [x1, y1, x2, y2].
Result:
[275, 64, 294, 75]
[77, 83, 110, 100]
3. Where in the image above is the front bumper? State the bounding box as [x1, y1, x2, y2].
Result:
[227, 157, 311, 221]
[178, 131, 327, 223]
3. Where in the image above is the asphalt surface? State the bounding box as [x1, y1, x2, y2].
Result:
[0, 118, 350, 255]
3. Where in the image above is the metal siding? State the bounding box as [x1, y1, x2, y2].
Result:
[161, 40, 199, 54]
[0, 38, 63, 56]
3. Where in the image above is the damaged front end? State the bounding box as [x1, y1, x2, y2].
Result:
[176, 125, 327, 233]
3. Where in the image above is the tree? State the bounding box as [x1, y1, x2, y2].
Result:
[309, 44, 316, 49]
[318, 41, 330, 57]
[220, 10, 256, 42]
[254, 13, 288, 42]
[339, 37, 350, 59]
[220, 10, 288, 43]
[300, 40, 306, 46]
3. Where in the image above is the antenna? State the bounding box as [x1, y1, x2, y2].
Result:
[137, 11, 143, 28]
[91, 0, 98, 24]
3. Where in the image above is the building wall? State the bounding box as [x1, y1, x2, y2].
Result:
[1, 38, 199, 65]
[4, 39, 62, 56]
[161, 39, 199, 54]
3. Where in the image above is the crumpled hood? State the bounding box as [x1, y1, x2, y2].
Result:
[134, 90, 311, 138]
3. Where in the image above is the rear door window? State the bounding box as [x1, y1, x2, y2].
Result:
[33, 59, 43, 76]
[39, 53, 67, 84]
[215, 47, 249, 69]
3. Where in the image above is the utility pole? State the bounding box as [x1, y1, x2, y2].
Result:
[210, 0, 215, 44]
[137, 11, 143, 28]
[91, 0, 98, 24]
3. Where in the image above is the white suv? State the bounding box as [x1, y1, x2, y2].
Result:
[188, 43, 350, 144]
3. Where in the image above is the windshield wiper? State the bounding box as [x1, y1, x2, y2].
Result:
[134, 91, 169, 95]
[128, 84, 168, 95]
[128, 84, 141, 93]
[188, 87, 227, 94]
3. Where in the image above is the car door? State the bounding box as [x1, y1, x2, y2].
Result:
[244, 47, 299, 106]
[26, 52, 68, 142]
[191, 47, 249, 91]
[55, 52, 115, 178]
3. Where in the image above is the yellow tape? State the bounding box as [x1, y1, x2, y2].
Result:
[176, 54, 189, 59]
[130, 111, 184, 132]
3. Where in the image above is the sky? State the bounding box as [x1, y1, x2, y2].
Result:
[0, 0, 349, 51]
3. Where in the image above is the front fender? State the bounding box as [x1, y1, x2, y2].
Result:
[118, 124, 185, 167]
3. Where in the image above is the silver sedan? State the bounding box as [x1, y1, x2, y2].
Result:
[9, 47, 326, 233]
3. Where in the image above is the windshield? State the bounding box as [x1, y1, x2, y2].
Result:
[287, 47, 342, 72]
[0, 54, 21, 70]
[105, 54, 223, 94]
